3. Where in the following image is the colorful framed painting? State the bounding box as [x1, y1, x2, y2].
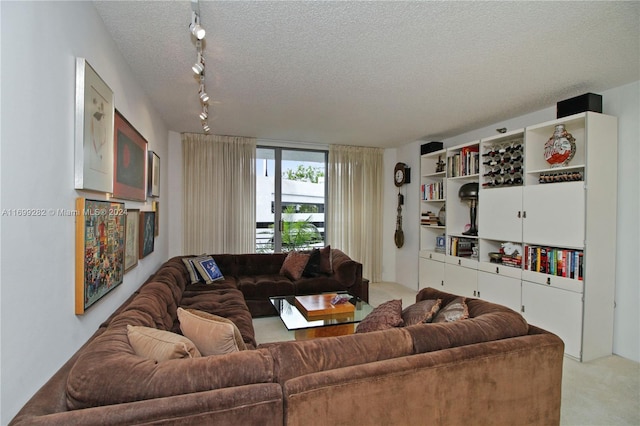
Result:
[75, 198, 126, 314]
[139, 211, 156, 258]
[74, 58, 114, 193]
[124, 208, 140, 272]
[113, 110, 147, 201]
[148, 151, 160, 198]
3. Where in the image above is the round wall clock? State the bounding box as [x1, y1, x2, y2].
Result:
[394, 162, 410, 187]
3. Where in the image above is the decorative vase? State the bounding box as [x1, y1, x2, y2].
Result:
[544, 124, 576, 167]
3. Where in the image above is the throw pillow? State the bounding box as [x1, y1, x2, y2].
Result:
[355, 299, 404, 333]
[194, 257, 224, 284]
[177, 308, 246, 356]
[182, 255, 210, 284]
[280, 251, 310, 281]
[402, 299, 442, 326]
[127, 325, 201, 362]
[432, 297, 469, 323]
[302, 249, 322, 277]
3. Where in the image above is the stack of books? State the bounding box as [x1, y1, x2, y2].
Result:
[421, 211, 439, 226]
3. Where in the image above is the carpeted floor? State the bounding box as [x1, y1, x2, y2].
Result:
[253, 281, 640, 425]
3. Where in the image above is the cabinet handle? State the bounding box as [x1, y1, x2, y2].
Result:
[458, 259, 461, 266]
[477, 291, 480, 298]
[546, 277, 551, 285]
[496, 266, 500, 274]
[523, 211, 527, 218]
[473, 290, 477, 297]
[429, 253, 432, 259]
[517, 211, 521, 218]
[440, 280, 444, 286]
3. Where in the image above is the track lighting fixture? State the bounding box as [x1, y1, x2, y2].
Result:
[190, 12, 206, 40]
[189, 0, 211, 135]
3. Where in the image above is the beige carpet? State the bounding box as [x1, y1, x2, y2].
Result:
[253, 282, 640, 425]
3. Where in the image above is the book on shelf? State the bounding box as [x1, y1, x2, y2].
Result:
[449, 237, 475, 257]
[448, 146, 480, 177]
[421, 182, 444, 201]
[524, 245, 583, 280]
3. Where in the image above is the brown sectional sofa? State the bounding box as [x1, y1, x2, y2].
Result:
[11, 252, 564, 426]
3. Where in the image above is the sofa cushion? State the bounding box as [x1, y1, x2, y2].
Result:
[402, 299, 442, 326]
[182, 256, 209, 284]
[177, 308, 245, 356]
[280, 251, 310, 280]
[194, 257, 225, 284]
[303, 246, 333, 277]
[127, 325, 201, 361]
[355, 299, 404, 333]
[433, 297, 469, 323]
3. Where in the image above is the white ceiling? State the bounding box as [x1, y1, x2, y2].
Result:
[93, 1, 639, 148]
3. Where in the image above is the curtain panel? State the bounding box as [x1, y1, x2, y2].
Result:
[182, 133, 256, 254]
[327, 144, 384, 282]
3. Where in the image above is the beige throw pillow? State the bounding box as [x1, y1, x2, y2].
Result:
[127, 325, 201, 362]
[177, 308, 246, 356]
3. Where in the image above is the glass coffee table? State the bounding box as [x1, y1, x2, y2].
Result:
[269, 292, 374, 340]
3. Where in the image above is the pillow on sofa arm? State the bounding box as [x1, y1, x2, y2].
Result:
[432, 297, 469, 323]
[402, 299, 442, 326]
[355, 299, 404, 333]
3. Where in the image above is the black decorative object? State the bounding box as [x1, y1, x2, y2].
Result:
[459, 182, 479, 236]
[557, 93, 602, 118]
[421, 141, 444, 155]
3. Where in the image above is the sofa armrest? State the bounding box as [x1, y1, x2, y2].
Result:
[330, 249, 363, 290]
[12, 384, 283, 426]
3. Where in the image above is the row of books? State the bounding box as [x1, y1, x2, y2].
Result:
[449, 237, 476, 257]
[421, 182, 444, 201]
[524, 245, 583, 280]
[448, 146, 480, 177]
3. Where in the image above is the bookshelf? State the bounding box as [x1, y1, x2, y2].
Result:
[418, 112, 617, 361]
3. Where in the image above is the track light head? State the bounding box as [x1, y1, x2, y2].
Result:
[200, 91, 210, 104]
[190, 12, 206, 40]
[199, 105, 208, 121]
[192, 61, 204, 75]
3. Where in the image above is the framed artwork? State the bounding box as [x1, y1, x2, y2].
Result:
[148, 151, 160, 197]
[139, 211, 156, 258]
[152, 201, 159, 236]
[74, 58, 114, 193]
[113, 110, 147, 201]
[124, 209, 140, 272]
[75, 198, 126, 315]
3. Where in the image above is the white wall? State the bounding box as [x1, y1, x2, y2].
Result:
[0, 2, 169, 423]
[392, 82, 639, 362]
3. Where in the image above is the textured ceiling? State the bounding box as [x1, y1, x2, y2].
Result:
[93, 1, 639, 148]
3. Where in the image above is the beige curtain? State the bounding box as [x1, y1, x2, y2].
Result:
[182, 133, 256, 254]
[327, 144, 384, 282]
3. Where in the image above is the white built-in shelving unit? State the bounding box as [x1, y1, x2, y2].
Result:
[418, 112, 617, 361]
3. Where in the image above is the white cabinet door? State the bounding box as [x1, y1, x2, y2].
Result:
[419, 257, 445, 290]
[522, 281, 583, 359]
[479, 186, 523, 242]
[522, 182, 585, 248]
[444, 263, 477, 298]
[477, 271, 522, 312]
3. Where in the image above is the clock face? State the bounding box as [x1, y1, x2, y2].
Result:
[394, 163, 407, 187]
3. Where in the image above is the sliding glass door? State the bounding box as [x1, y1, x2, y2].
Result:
[256, 147, 327, 253]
